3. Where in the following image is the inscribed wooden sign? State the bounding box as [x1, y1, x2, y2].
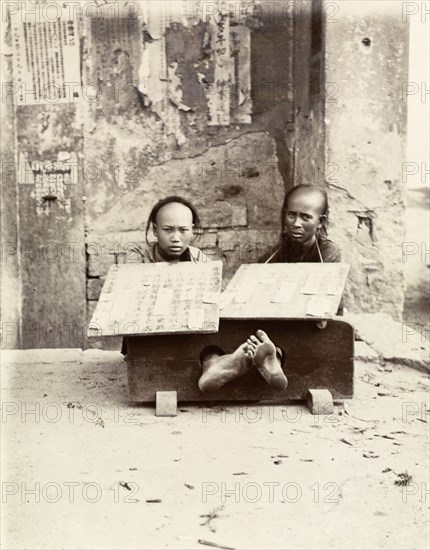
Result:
[220, 263, 350, 319]
[207, 8, 252, 125]
[87, 261, 222, 337]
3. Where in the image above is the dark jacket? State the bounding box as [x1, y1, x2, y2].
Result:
[263, 234, 341, 263]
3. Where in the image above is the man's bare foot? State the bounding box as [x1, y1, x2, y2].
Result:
[245, 330, 288, 391]
[198, 343, 252, 393]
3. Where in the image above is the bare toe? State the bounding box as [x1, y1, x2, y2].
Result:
[256, 329, 269, 342]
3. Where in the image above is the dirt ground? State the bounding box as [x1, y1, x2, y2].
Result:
[1, 349, 429, 550]
[1, 187, 428, 550]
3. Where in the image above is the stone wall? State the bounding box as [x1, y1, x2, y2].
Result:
[1, 19, 20, 349]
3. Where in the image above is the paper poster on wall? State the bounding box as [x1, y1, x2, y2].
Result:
[139, 0, 201, 146]
[89, 8, 140, 94]
[18, 152, 78, 214]
[11, 4, 80, 105]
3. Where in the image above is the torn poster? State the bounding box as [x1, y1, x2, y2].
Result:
[207, 10, 251, 125]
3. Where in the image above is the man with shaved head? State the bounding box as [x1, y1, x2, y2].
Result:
[266, 184, 341, 263]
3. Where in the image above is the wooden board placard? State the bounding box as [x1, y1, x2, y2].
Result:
[87, 261, 222, 337]
[220, 263, 350, 320]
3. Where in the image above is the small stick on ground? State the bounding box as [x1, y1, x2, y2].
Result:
[199, 506, 225, 532]
[198, 539, 236, 550]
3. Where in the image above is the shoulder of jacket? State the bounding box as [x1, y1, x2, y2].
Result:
[189, 246, 211, 262]
[318, 235, 341, 261]
[128, 243, 154, 263]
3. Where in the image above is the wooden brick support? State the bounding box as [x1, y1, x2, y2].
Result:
[155, 391, 177, 417]
[307, 389, 334, 415]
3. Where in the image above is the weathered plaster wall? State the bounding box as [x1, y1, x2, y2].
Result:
[2, 3, 87, 349]
[15, 103, 87, 348]
[324, 0, 408, 319]
[1, 19, 20, 349]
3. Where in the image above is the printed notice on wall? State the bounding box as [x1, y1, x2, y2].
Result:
[11, 6, 80, 105]
[18, 151, 78, 215]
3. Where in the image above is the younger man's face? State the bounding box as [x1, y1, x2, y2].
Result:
[283, 190, 325, 247]
[153, 202, 194, 259]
